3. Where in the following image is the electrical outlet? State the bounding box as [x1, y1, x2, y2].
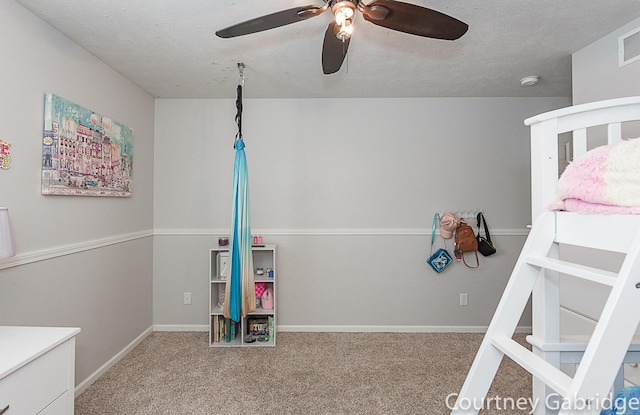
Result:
[460, 293, 468, 306]
[183, 292, 192, 305]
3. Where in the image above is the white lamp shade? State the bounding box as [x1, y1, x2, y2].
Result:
[0, 207, 15, 259]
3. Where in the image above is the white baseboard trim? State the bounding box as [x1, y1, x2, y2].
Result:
[74, 325, 153, 397]
[153, 324, 209, 332]
[278, 325, 532, 333]
[149, 324, 532, 334]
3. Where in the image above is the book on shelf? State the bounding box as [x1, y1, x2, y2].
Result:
[268, 316, 274, 340]
[212, 315, 242, 344]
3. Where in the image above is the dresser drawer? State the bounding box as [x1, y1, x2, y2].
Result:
[40, 390, 70, 415]
[0, 340, 69, 414]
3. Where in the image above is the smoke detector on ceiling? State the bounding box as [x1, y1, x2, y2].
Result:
[520, 75, 540, 87]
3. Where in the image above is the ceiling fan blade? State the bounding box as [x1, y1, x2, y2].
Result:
[216, 4, 328, 38]
[322, 22, 350, 74]
[361, 0, 468, 40]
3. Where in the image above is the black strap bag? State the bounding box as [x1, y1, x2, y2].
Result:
[476, 212, 497, 257]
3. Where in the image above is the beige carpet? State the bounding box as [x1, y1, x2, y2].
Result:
[75, 331, 532, 414]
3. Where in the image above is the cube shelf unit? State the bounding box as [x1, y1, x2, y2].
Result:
[209, 244, 276, 347]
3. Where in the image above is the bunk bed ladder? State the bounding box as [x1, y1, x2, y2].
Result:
[451, 211, 640, 415]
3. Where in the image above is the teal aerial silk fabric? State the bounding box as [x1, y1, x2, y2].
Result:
[224, 138, 255, 322]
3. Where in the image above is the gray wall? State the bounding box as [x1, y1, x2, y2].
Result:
[561, 16, 640, 335]
[0, 0, 155, 385]
[573, 16, 640, 104]
[153, 97, 569, 331]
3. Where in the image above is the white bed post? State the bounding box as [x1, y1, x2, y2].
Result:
[529, 119, 559, 222]
[530, 120, 561, 415]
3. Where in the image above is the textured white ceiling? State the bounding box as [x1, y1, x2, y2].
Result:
[14, 0, 640, 99]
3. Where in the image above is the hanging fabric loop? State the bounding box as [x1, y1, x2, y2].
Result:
[235, 84, 243, 145]
[234, 62, 245, 147]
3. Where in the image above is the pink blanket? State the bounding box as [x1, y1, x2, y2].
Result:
[550, 138, 640, 214]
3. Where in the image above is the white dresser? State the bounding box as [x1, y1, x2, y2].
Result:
[0, 326, 80, 415]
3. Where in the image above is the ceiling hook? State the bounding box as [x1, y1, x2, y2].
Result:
[237, 62, 245, 86]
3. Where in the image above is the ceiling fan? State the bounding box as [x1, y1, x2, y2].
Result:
[215, 0, 468, 75]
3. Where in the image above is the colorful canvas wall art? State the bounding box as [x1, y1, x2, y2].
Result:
[0, 138, 11, 169]
[41, 93, 134, 197]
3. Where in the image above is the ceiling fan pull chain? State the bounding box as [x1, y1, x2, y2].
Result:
[345, 42, 349, 73]
[341, 40, 347, 74]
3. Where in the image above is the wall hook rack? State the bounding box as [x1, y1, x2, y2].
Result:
[438, 209, 481, 221]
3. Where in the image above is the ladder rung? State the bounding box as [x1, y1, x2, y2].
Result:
[527, 334, 640, 352]
[491, 336, 572, 396]
[526, 335, 640, 364]
[526, 255, 617, 286]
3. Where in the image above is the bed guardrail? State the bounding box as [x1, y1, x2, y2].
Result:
[524, 96, 640, 223]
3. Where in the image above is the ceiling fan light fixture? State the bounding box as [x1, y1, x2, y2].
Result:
[336, 18, 353, 40]
[332, 1, 357, 40]
[334, 6, 354, 25]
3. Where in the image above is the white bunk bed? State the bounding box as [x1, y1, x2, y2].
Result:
[452, 96, 640, 415]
